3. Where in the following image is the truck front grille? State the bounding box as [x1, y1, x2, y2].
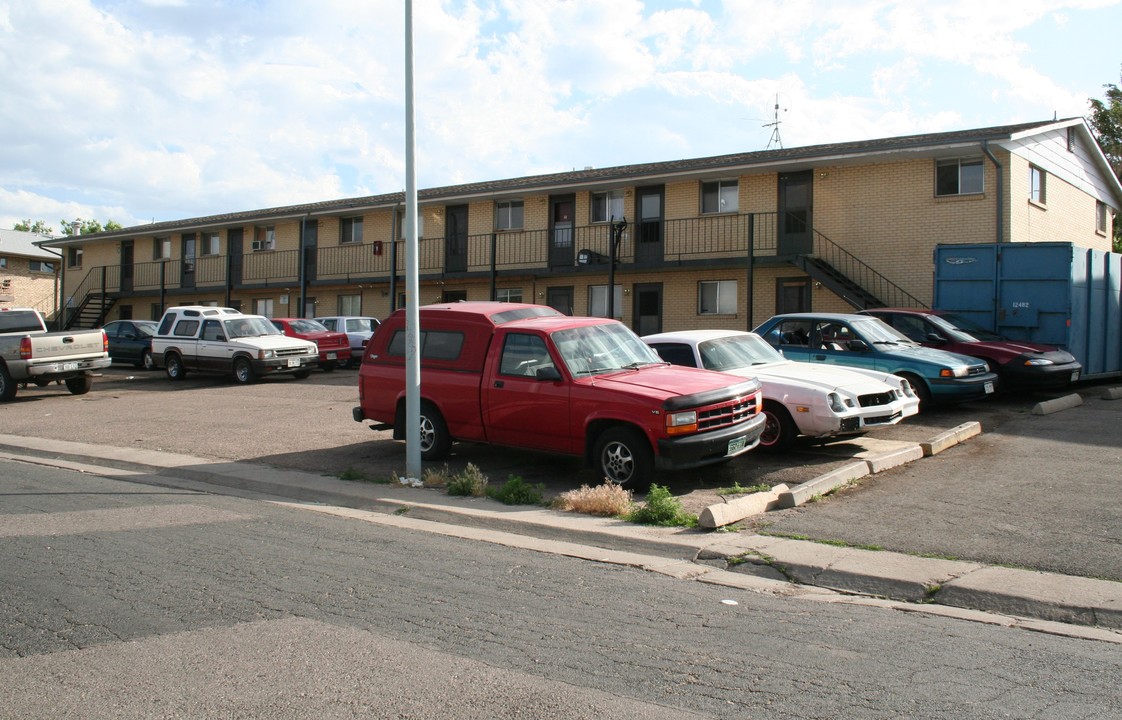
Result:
[276, 347, 311, 357]
[698, 394, 757, 431]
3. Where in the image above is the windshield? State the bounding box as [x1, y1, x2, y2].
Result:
[553, 323, 664, 377]
[928, 312, 1004, 342]
[224, 317, 283, 338]
[852, 318, 915, 345]
[289, 319, 328, 333]
[134, 322, 157, 337]
[698, 334, 783, 370]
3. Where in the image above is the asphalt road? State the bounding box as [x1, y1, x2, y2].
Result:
[1, 364, 1118, 584]
[4, 461, 1121, 719]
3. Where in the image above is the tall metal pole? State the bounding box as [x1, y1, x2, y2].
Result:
[403, 0, 422, 481]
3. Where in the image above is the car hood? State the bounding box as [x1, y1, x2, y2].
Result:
[950, 339, 1076, 363]
[588, 364, 758, 402]
[230, 336, 316, 351]
[717, 360, 894, 394]
[875, 343, 984, 367]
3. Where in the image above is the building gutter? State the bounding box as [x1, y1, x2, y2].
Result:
[981, 141, 1004, 243]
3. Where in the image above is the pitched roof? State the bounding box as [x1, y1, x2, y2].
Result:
[0, 229, 61, 260]
[40, 117, 1118, 247]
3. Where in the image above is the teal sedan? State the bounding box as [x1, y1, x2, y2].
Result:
[753, 313, 998, 408]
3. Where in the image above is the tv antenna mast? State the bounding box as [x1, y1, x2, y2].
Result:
[763, 94, 787, 150]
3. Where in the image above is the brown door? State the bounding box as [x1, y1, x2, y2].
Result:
[549, 195, 575, 268]
[119, 240, 134, 293]
[445, 204, 468, 273]
[635, 185, 664, 267]
[632, 282, 662, 336]
[546, 286, 573, 315]
[778, 171, 813, 255]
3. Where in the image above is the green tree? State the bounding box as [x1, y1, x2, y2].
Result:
[59, 218, 123, 236]
[1088, 69, 1122, 252]
[12, 219, 53, 234]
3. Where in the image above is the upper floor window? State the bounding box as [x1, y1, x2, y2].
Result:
[590, 190, 625, 223]
[253, 226, 276, 252]
[154, 236, 171, 260]
[202, 231, 220, 255]
[1097, 201, 1110, 234]
[935, 158, 983, 196]
[29, 260, 54, 273]
[341, 216, 363, 244]
[397, 208, 424, 238]
[699, 280, 737, 315]
[67, 247, 83, 268]
[495, 200, 524, 231]
[1029, 165, 1046, 205]
[701, 180, 739, 214]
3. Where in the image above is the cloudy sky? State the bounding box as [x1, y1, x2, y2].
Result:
[1, 0, 1120, 234]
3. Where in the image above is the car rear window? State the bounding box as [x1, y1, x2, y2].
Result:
[386, 329, 463, 361]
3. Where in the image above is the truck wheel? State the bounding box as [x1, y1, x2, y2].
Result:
[0, 365, 16, 402]
[899, 373, 930, 410]
[233, 357, 256, 384]
[165, 353, 187, 381]
[293, 370, 311, 380]
[595, 427, 654, 487]
[320, 360, 336, 372]
[65, 375, 93, 396]
[419, 403, 452, 461]
[758, 401, 797, 452]
[140, 350, 155, 370]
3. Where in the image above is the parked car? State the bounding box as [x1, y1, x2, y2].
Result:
[0, 307, 111, 402]
[316, 316, 380, 367]
[270, 318, 352, 371]
[101, 319, 158, 370]
[861, 308, 1082, 390]
[754, 313, 998, 408]
[643, 329, 919, 450]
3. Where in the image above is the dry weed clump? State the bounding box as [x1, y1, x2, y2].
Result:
[553, 481, 633, 517]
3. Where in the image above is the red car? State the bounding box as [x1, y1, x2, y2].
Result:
[862, 308, 1081, 390]
[270, 318, 353, 371]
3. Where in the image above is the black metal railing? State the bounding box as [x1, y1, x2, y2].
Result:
[809, 230, 925, 308]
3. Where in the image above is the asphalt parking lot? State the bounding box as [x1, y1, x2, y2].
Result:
[2, 364, 1119, 583]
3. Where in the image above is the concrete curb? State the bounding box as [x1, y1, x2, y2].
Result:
[1102, 386, 1122, 401]
[777, 462, 869, 508]
[698, 484, 788, 528]
[1032, 393, 1083, 415]
[920, 421, 983, 457]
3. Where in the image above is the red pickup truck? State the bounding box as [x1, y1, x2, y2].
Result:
[353, 302, 766, 485]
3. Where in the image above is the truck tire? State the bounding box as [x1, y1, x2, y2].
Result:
[898, 373, 930, 410]
[139, 349, 155, 370]
[165, 353, 187, 381]
[65, 375, 93, 395]
[758, 401, 797, 452]
[293, 369, 311, 380]
[0, 365, 17, 402]
[419, 403, 452, 461]
[233, 357, 256, 384]
[594, 427, 654, 487]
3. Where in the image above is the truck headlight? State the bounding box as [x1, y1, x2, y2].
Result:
[259, 349, 275, 360]
[666, 410, 698, 435]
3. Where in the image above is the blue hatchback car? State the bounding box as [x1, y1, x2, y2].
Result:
[754, 313, 998, 408]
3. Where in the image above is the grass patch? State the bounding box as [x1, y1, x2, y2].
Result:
[338, 467, 392, 484]
[421, 464, 451, 488]
[714, 481, 770, 496]
[446, 463, 489, 497]
[626, 484, 698, 528]
[553, 481, 633, 516]
[487, 475, 546, 505]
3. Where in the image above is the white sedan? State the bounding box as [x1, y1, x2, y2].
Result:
[643, 329, 920, 451]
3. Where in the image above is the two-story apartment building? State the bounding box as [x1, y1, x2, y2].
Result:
[0, 229, 61, 315]
[41, 118, 1122, 336]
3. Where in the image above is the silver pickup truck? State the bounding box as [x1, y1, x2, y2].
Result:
[0, 307, 111, 402]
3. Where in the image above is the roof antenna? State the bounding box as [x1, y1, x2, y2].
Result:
[763, 93, 787, 150]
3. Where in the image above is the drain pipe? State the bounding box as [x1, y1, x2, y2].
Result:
[981, 141, 1004, 244]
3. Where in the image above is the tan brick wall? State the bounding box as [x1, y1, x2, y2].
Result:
[0, 255, 59, 314]
[1008, 155, 1114, 252]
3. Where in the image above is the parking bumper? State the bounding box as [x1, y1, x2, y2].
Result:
[656, 412, 766, 471]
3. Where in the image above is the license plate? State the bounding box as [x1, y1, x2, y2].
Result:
[62, 362, 78, 371]
[287, 358, 300, 368]
[727, 436, 747, 455]
[326, 352, 336, 360]
[984, 381, 994, 394]
[1072, 371, 1080, 382]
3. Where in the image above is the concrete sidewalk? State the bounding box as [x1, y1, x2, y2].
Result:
[2, 431, 1121, 639]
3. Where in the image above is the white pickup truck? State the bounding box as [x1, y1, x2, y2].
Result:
[151, 306, 319, 384]
[0, 307, 111, 402]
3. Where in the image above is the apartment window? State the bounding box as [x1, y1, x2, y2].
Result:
[67, 247, 83, 268]
[495, 200, 524, 230]
[338, 294, 363, 315]
[341, 217, 363, 244]
[0, 257, 7, 268]
[1029, 165, 1046, 205]
[154, 236, 171, 260]
[252, 226, 276, 251]
[1097, 201, 1109, 234]
[590, 190, 625, 223]
[397, 209, 424, 238]
[253, 298, 274, 317]
[29, 260, 54, 273]
[701, 180, 739, 214]
[699, 280, 737, 315]
[202, 231, 220, 255]
[935, 158, 984, 196]
[496, 288, 523, 303]
[150, 303, 162, 321]
[588, 285, 623, 319]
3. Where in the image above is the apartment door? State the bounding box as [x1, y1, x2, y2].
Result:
[635, 185, 664, 267]
[632, 283, 663, 336]
[119, 240, 134, 293]
[549, 195, 574, 268]
[180, 233, 196, 289]
[776, 277, 811, 314]
[228, 228, 244, 286]
[546, 286, 573, 315]
[302, 219, 318, 283]
[778, 171, 813, 255]
[445, 204, 468, 273]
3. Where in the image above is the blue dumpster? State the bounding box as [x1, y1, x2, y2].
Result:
[933, 242, 1122, 379]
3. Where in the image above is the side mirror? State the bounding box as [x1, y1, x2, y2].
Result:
[925, 332, 946, 344]
[536, 366, 562, 381]
[846, 339, 871, 352]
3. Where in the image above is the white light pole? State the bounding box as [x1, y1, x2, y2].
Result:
[403, 0, 422, 482]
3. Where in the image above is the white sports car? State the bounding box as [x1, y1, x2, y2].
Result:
[643, 329, 920, 451]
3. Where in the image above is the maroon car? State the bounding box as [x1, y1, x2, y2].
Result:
[863, 308, 1081, 390]
[270, 318, 353, 371]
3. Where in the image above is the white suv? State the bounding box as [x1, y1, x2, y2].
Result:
[315, 316, 381, 367]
